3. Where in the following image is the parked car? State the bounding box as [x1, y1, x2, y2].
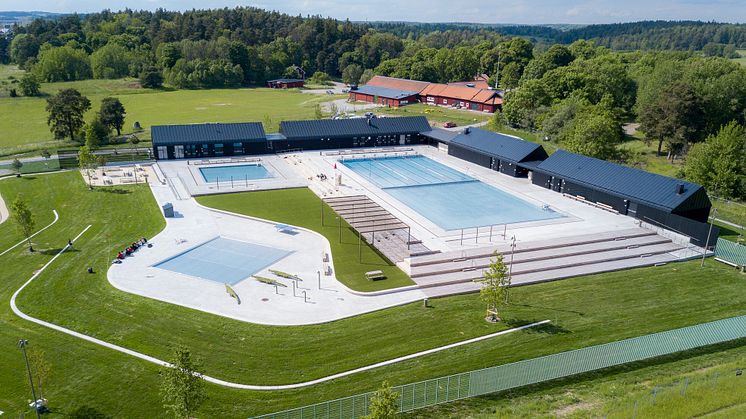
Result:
[443, 122, 457, 128]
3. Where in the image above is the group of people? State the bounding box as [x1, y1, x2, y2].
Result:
[113, 237, 150, 263]
[316, 173, 328, 181]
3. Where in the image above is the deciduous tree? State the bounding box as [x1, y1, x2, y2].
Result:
[475, 252, 509, 322]
[99, 97, 126, 136]
[364, 381, 398, 419]
[19, 73, 41, 96]
[46, 88, 91, 142]
[160, 348, 206, 419]
[11, 195, 35, 251]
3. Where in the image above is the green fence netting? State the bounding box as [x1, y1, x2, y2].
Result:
[252, 315, 746, 419]
[715, 238, 746, 267]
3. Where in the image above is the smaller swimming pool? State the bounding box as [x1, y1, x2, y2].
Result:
[199, 164, 272, 183]
[154, 237, 291, 285]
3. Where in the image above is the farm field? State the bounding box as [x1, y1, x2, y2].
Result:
[2, 172, 746, 417]
[0, 66, 336, 157]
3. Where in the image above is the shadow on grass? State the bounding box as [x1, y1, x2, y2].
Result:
[512, 302, 585, 317]
[39, 247, 79, 255]
[94, 188, 131, 195]
[504, 318, 571, 335]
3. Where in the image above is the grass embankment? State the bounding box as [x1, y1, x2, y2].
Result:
[406, 340, 746, 418]
[3, 173, 746, 417]
[196, 188, 414, 291]
[0, 65, 334, 157]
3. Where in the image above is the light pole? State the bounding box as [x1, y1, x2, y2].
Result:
[18, 339, 41, 419]
[701, 208, 718, 268]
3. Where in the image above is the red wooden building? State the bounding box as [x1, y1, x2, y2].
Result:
[266, 78, 305, 89]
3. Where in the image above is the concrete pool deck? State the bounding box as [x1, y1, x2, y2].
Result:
[107, 172, 426, 326]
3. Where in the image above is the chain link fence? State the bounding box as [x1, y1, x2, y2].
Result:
[252, 315, 746, 418]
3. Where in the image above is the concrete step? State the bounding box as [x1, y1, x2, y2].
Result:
[410, 235, 672, 278]
[409, 228, 656, 267]
[422, 253, 679, 298]
[414, 242, 683, 288]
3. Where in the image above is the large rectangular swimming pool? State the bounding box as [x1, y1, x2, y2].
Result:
[154, 237, 291, 285]
[199, 164, 272, 183]
[342, 155, 562, 231]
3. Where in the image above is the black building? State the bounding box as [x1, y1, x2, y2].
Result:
[152, 122, 267, 160]
[275, 116, 432, 152]
[445, 127, 549, 177]
[532, 150, 715, 246]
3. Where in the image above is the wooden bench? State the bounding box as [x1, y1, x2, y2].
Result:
[365, 270, 386, 281]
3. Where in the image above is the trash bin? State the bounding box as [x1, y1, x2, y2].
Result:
[162, 203, 174, 218]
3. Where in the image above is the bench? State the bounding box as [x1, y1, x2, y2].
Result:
[365, 270, 385, 281]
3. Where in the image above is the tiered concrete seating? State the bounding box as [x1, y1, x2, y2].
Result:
[408, 228, 688, 297]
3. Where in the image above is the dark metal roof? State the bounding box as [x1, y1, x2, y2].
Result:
[151, 123, 266, 146]
[267, 78, 304, 83]
[352, 85, 419, 100]
[450, 128, 547, 163]
[279, 116, 432, 139]
[536, 150, 707, 211]
[421, 127, 459, 144]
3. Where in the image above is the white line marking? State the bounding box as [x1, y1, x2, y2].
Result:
[10, 224, 549, 390]
[0, 210, 59, 257]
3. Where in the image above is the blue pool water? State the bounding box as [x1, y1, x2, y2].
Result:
[154, 237, 291, 285]
[199, 164, 272, 183]
[342, 155, 562, 231]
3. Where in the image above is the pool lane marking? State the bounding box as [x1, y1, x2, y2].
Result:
[0, 210, 59, 257]
[10, 224, 549, 390]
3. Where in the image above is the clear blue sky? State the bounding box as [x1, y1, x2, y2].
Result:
[2, 0, 745, 24]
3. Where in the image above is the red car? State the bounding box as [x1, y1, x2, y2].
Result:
[443, 122, 457, 128]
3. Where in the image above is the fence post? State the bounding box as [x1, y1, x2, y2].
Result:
[633, 400, 638, 419]
[651, 387, 657, 404]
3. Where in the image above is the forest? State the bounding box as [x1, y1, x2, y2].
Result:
[0, 7, 743, 199]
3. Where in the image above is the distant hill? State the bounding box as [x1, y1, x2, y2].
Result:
[0, 11, 62, 26]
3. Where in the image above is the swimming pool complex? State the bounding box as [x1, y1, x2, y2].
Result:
[199, 164, 272, 183]
[154, 237, 291, 285]
[341, 155, 562, 230]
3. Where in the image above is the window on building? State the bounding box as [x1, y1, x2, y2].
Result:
[233, 142, 243, 155]
[214, 143, 224, 156]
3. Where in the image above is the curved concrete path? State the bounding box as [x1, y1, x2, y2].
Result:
[10, 224, 549, 390]
[0, 210, 59, 257]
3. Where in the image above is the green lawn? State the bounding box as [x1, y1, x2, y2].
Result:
[0, 74, 334, 157]
[3, 172, 746, 417]
[0, 158, 60, 174]
[196, 188, 414, 291]
[405, 339, 746, 418]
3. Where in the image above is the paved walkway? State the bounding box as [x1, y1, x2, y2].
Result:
[9, 227, 548, 390]
[107, 167, 427, 325]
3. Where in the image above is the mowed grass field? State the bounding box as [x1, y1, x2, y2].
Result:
[0, 66, 335, 156]
[2, 172, 746, 417]
[196, 188, 415, 291]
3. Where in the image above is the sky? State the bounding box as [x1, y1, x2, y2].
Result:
[1, 0, 745, 25]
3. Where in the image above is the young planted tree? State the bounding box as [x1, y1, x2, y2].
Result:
[475, 252, 509, 322]
[78, 146, 97, 189]
[98, 97, 126, 136]
[11, 195, 35, 252]
[27, 347, 51, 399]
[46, 88, 91, 143]
[160, 348, 206, 419]
[365, 381, 399, 419]
[314, 104, 323, 120]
